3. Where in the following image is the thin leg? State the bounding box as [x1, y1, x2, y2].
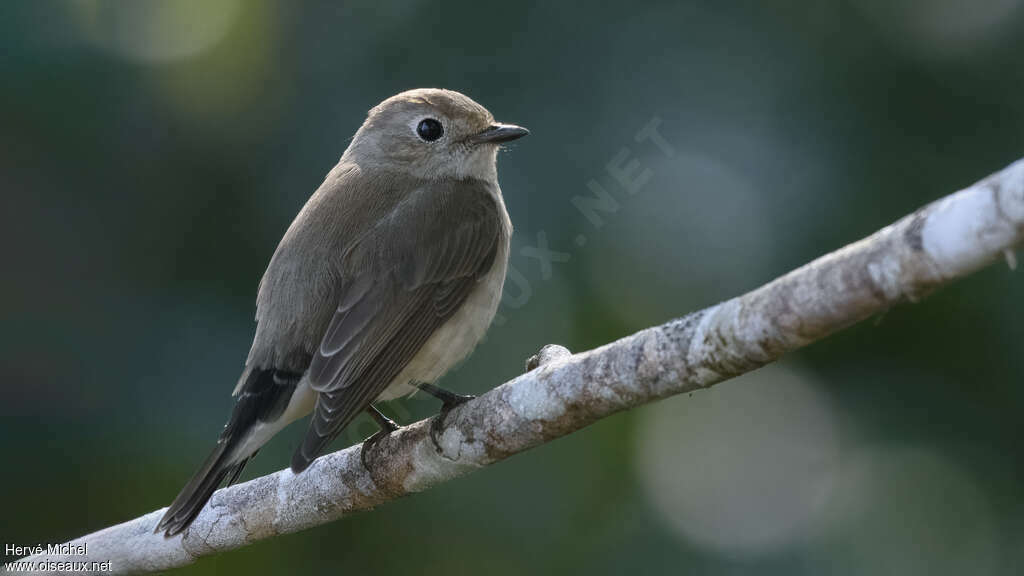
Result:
[368, 403, 399, 430]
[417, 382, 475, 410]
[361, 405, 400, 469]
[417, 383, 475, 449]
[364, 403, 399, 444]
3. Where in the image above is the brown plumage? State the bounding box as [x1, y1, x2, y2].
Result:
[156, 89, 526, 537]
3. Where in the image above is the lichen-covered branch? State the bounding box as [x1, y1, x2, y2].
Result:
[14, 158, 1024, 575]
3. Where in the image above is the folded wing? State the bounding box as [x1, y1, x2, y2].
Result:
[291, 179, 501, 472]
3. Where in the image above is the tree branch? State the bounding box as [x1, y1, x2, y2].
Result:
[15, 158, 1024, 575]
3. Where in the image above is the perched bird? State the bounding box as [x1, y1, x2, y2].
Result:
[156, 88, 527, 536]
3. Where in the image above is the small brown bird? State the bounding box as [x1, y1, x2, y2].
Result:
[156, 88, 527, 536]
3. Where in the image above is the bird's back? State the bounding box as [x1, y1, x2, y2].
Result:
[244, 163, 409, 379]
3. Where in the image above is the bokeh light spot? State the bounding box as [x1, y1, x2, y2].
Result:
[635, 364, 841, 556]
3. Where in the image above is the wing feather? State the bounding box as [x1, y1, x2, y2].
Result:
[291, 178, 502, 472]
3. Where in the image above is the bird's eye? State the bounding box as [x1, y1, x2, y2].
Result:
[416, 118, 444, 142]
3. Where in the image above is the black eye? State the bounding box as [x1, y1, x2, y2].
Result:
[416, 118, 444, 141]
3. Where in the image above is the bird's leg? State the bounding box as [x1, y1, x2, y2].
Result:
[365, 404, 400, 441]
[417, 382, 475, 449]
[417, 382, 475, 411]
[361, 405, 400, 469]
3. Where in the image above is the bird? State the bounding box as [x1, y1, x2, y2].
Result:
[155, 88, 527, 537]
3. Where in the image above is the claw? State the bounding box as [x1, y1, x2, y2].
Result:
[430, 393, 475, 449]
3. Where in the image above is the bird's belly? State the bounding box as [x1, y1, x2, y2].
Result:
[376, 249, 508, 401]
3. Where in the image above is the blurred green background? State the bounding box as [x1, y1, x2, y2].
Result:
[2, 1, 1023, 574]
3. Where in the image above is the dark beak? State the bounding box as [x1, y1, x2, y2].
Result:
[471, 123, 530, 144]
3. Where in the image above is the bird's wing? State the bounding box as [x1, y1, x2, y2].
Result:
[292, 178, 503, 471]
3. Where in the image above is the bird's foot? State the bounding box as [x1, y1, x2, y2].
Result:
[361, 405, 401, 469]
[417, 382, 475, 411]
[417, 383, 475, 449]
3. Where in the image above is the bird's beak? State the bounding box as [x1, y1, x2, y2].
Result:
[471, 123, 530, 144]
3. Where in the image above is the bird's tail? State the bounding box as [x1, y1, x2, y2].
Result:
[154, 439, 251, 537]
[155, 368, 300, 537]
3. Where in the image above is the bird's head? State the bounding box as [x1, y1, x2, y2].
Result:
[346, 88, 528, 181]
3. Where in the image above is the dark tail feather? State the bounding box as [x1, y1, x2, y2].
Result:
[157, 368, 300, 536]
[155, 440, 250, 537]
[226, 454, 254, 487]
